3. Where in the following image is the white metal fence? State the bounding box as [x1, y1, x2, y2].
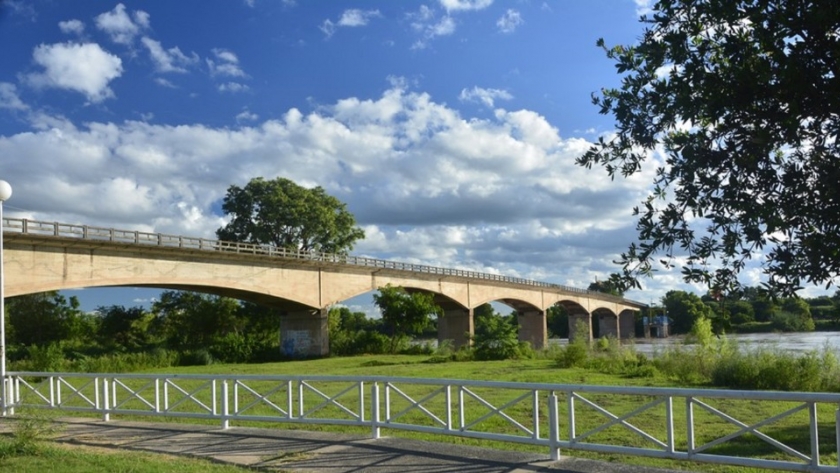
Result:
[5, 371, 840, 472]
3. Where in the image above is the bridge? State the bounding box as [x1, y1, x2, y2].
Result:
[2, 218, 646, 356]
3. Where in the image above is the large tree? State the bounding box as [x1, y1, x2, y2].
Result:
[217, 177, 365, 255]
[578, 0, 840, 296]
[372, 285, 441, 352]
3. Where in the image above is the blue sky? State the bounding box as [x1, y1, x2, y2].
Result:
[0, 0, 811, 314]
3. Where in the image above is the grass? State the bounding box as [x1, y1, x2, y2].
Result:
[0, 441, 255, 473]
[10, 354, 840, 472]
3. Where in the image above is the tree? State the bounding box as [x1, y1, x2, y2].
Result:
[372, 285, 441, 352]
[662, 290, 715, 335]
[6, 292, 84, 347]
[97, 305, 156, 351]
[578, 1, 840, 296]
[152, 291, 241, 350]
[217, 177, 365, 255]
[587, 277, 624, 297]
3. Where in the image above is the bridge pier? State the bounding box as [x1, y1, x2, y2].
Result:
[438, 308, 473, 349]
[280, 309, 329, 357]
[598, 313, 619, 339]
[619, 310, 636, 339]
[517, 310, 546, 349]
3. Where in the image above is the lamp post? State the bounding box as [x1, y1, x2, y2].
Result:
[0, 180, 11, 415]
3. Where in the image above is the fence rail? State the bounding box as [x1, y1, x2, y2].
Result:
[1, 217, 644, 306]
[5, 372, 840, 472]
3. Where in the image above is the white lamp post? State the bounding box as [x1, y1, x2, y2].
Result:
[0, 180, 11, 415]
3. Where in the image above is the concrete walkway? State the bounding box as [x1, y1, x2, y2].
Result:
[3, 417, 693, 473]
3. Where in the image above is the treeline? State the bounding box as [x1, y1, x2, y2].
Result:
[649, 288, 840, 336]
[4, 290, 283, 372]
[4, 290, 538, 371]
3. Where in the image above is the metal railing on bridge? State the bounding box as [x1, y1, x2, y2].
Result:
[5, 371, 840, 472]
[2, 217, 644, 306]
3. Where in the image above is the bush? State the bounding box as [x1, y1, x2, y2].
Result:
[556, 342, 589, 368]
[472, 316, 530, 360]
[771, 311, 815, 332]
[177, 349, 215, 366]
[210, 332, 253, 363]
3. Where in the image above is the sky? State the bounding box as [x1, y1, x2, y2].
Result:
[0, 0, 821, 314]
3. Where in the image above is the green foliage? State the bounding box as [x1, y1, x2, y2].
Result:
[546, 304, 569, 338]
[686, 316, 714, 349]
[711, 347, 840, 392]
[6, 292, 86, 347]
[96, 305, 157, 351]
[578, 0, 840, 296]
[178, 349, 215, 366]
[472, 314, 529, 361]
[373, 285, 441, 353]
[0, 412, 61, 459]
[587, 276, 624, 296]
[771, 311, 815, 332]
[661, 290, 714, 334]
[216, 176, 365, 255]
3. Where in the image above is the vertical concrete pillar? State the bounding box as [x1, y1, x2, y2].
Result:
[438, 308, 473, 349]
[517, 310, 547, 349]
[280, 308, 329, 357]
[598, 314, 619, 339]
[619, 310, 636, 339]
[567, 312, 592, 343]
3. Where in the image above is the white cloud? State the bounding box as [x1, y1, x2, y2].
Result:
[207, 48, 246, 77]
[320, 9, 381, 38]
[141, 37, 199, 73]
[1, 82, 712, 303]
[58, 19, 85, 35]
[25, 42, 123, 103]
[497, 9, 523, 34]
[219, 82, 249, 93]
[339, 9, 381, 27]
[409, 7, 456, 49]
[95, 3, 150, 45]
[154, 77, 176, 88]
[439, 0, 493, 12]
[459, 86, 513, 107]
[634, 0, 654, 16]
[0, 83, 28, 110]
[236, 110, 259, 122]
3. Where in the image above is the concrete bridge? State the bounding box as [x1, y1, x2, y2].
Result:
[2, 218, 646, 356]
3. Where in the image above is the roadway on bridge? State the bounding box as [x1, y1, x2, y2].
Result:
[20, 418, 690, 473]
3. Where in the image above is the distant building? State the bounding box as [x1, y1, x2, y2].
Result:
[643, 314, 671, 338]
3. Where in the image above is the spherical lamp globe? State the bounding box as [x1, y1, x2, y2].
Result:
[0, 180, 10, 202]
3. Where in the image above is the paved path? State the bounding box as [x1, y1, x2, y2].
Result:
[2, 417, 692, 473]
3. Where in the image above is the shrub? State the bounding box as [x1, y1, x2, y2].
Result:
[556, 342, 588, 368]
[177, 349, 215, 366]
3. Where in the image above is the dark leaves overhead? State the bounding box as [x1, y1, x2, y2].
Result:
[578, 0, 840, 296]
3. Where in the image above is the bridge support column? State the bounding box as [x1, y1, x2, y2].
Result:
[619, 310, 636, 339]
[598, 314, 619, 339]
[438, 309, 473, 349]
[280, 309, 329, 357]
[517, 310, 546, 349]
[568, 312, 592, 344]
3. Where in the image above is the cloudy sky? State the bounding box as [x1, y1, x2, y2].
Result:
[0, 0, 807, 313]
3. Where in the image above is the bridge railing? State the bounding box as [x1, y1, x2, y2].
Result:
[1, 217, 643, 306]
[5, 371, 840, 472]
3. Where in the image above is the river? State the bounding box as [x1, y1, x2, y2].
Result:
[551, 331, 840, 356]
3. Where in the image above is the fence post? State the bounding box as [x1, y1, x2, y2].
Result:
[371, 382, 380, 439]
[221, 379, 230, 430]
[686, 397, 695, 459]
[102, 377, 110, 422]
[665, 396, 674, 456]
[549, 390, 560, 461]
